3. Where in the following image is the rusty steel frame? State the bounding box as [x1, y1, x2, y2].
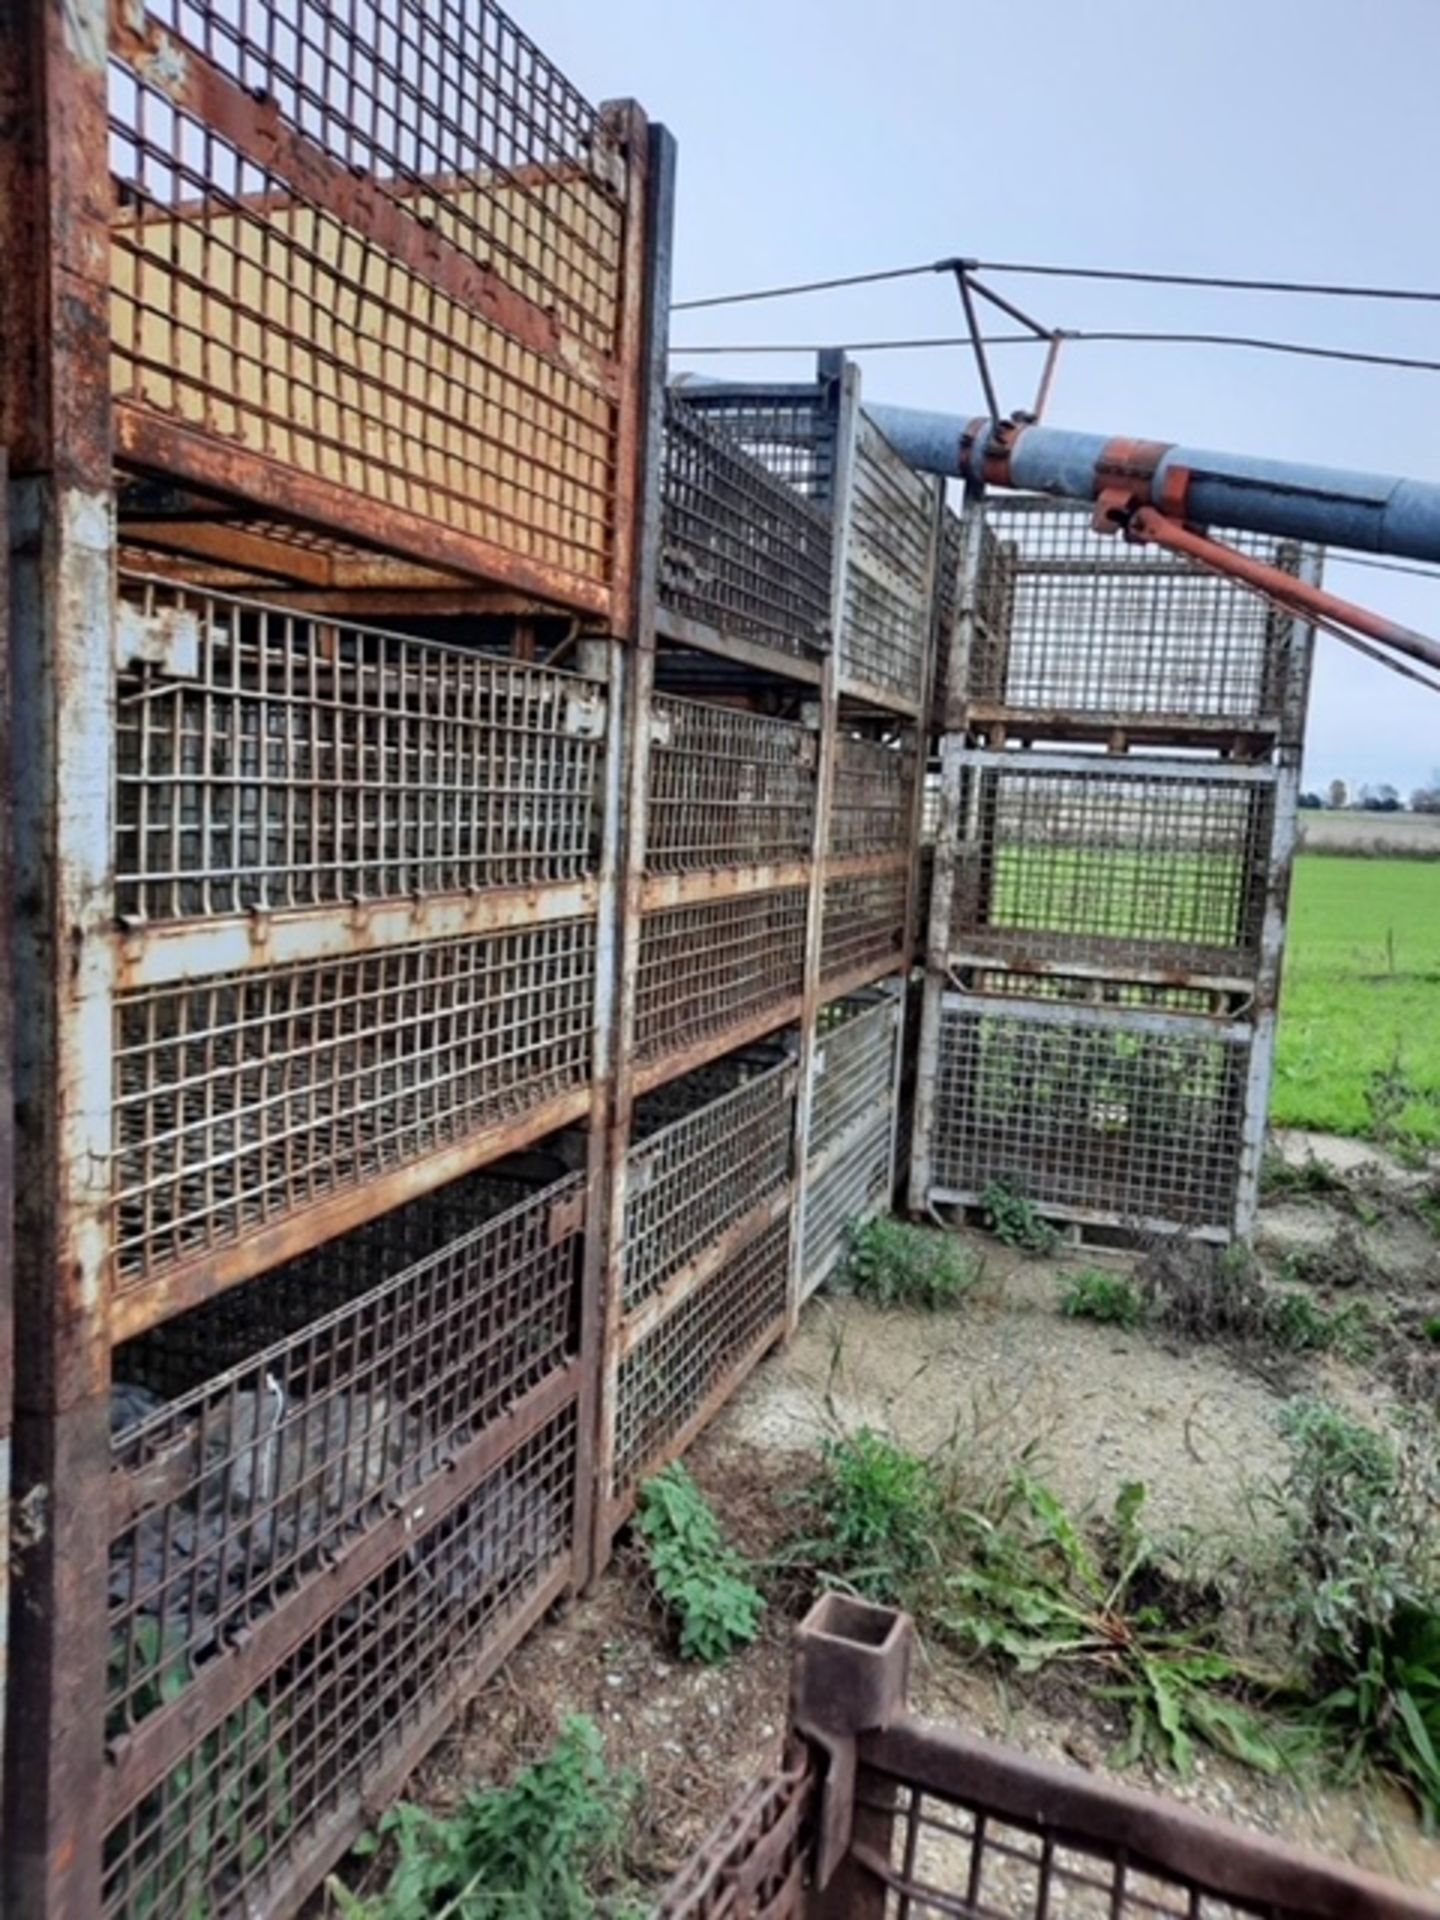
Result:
[658, 1597, 1440, 1920]
[911, 486, 1317, 1248]
[591, 112, 677, 1568]
[911, 495, 988, 1221]
[655, 1748, 815, 1919]
[791, 369, 937, 1327]
[2, 4, 118, 1914]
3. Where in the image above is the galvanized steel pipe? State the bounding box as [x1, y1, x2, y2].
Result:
[865, 406, 1440, 565]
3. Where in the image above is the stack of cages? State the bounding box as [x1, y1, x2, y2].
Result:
[596, 357, 937, 1550]
[912, 494, 1316, 1248]
[2, 4, 670, 1916]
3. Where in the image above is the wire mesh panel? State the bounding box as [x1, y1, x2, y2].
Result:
[635, 890, 808, 1069]
[965, 498, 1309, 740]
[113, 920, 596, 1291]
[102, 1400, 579, 1920]
[116, 576, 607, 921]
[645, 696, 818, 873]
[802, 994, 900, 1296]
[808, 996, 900, 1164]
[930, 986, 1250, 1235]
[820, 867, 909, 986]
[109, 0, 635, 604]
[839, 412, 938, 709]
[828, 730, 917, 859]
[855, 1765, 1285, 1918]
[625, 1057, 796, 1312]
[611, 1215, 789, 1501]
[804, 1120, 894, 1296]
[659, 392, 833, 658]
[673, 387, 838, 504]
[653, 1751, 813, 1920]
[108, 1162, 583, 1739]
[949, 755, 1277, 980]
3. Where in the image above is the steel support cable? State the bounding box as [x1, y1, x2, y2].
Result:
[672, 257, 1440, 312]
[670, 331, 1440, 376]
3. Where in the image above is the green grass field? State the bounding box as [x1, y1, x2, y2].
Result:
[991, 846, 1240, 947]
[1273, 855, 1440, 1147]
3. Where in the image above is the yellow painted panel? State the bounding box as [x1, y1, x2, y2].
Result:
[111, 175, 624, 584]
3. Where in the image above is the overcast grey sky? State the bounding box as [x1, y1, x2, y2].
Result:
[528, 0, 1440, 796]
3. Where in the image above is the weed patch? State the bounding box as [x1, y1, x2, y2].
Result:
[1279, 1222, 1374, 1292]
[788, 1397, 1440, 1811]
[1059, 1269, 1146, 1330]
[330, 1716, 641, 1919]
[845, 1216, 982, 1311]
[980, 1176, 1059, 1255]
[938, 1477, 1292, 1776]
[786, 1426, 951, 1608]
[1141, 1241, 1377, 1361]
[637, 1463, 764, 1664]
[1141, 1240, 1271, 1345]
[1260, 1146, 1349, 1204]
[1267, 1291, 1377, 1359]
[1264, 1401, 1440, 1822]
[786, 1430, 1289, 1780]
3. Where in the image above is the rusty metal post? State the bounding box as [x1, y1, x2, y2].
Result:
[789, 1594, 913, 1919]
[590, 116, 677, 1572]
[807, 1777, 898, 1920]
[571, 101, 664, 1590]
[1, 3, 116, 1914]
[789, 354, 859, 1332]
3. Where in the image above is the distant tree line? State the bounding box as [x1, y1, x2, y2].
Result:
[1297, 775, 1440, 812]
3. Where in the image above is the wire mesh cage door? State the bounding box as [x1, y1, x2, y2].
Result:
[598, 1052, 798, 1544]
[800, 988, 904, 1301]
